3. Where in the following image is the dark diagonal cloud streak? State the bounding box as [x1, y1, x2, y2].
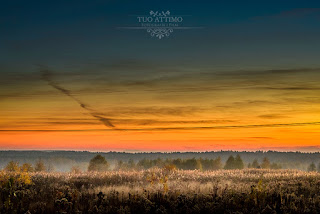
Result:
[40, 69, 115, 129]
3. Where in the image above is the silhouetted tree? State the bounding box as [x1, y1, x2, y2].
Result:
[234, 155, 244, 169]
[261, 157, 270, 169]
[184, 158, 202, 170]
[88, 155, 109, 172]
[224, 155, 236, 169]
[201, 157, 222, 170]
[213, 157, 223, 170]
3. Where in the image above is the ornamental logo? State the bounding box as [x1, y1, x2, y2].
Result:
[138, 11, 182, 39]
[119, 10, 201, 39]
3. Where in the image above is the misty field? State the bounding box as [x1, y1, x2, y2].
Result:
[1, 169, 320, 214]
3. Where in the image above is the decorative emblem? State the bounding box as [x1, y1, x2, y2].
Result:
[119, 10, 201, 39]
[146, 11, 173, 39]
[149, 10, 170, 17]
[147, 28, 173, 39]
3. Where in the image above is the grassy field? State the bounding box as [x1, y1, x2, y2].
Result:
[1, 169, 320, 213]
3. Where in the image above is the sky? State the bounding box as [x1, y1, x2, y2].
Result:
[1, 0, 320, 151]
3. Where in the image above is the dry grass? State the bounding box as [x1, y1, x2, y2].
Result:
[1, 169, 320, 213]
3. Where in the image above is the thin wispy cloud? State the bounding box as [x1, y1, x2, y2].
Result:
[258, 114, 289, 119]
[1, 118, 236, 127]
[1, 121, 320, 132]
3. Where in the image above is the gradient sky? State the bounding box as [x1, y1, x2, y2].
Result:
[1, 1, 320, 151]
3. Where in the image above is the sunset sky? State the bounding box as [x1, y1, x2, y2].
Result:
[1, 1, 320, 151]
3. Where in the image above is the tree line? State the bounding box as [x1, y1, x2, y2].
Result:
[2, 150, 320, 171]
[5, 154, 320, 173]
[87, 155, 283, 172]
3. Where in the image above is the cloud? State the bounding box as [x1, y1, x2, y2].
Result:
[111, 119, 235, 126]
[39, 68, 115, 129]
[260, 87, 320, 91]
[91, 114, 115, 128]
[258, 114, 288, 119]
[97, 106, 205, 117]
[2, 65, 320, 131]
[109, 67, 320, 94]
[1, 121, 320, 132]
[3, 65, 320, 96]
[1, 118, 235, 129]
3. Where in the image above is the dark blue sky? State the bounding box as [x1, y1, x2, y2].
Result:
[1, 0, 320, 72]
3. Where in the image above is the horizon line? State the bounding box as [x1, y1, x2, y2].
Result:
[1, 149, 320, 154]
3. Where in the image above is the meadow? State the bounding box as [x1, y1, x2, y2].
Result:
[1, 169, 320, 214]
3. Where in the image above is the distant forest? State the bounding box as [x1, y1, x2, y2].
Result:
[1, 150, 320, 172]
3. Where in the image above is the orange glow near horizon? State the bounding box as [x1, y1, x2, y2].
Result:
[0, 125, 320, 152]
[1, 67, 320, 152]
